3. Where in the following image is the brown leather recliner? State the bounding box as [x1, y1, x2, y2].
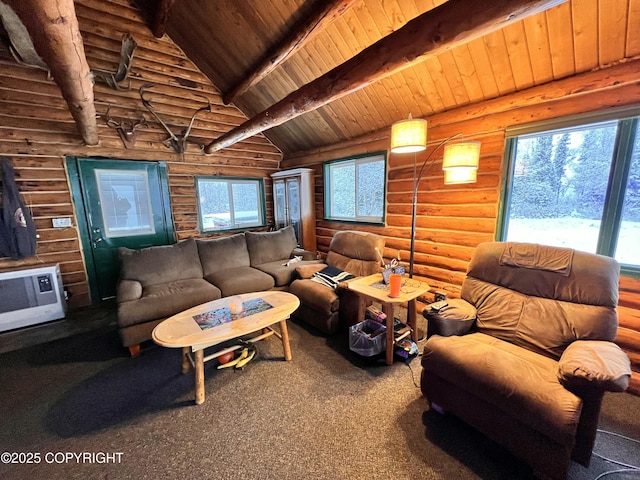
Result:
[421, 242, 631, 480]
[289, 231, 385, 334]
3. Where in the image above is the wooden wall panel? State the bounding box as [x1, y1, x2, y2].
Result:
[0, 0, 282, 308]
[282, 59, 640, 395]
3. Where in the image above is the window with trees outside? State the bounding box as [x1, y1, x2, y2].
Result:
[500, 111, 640, 275]
[195, 176, 266, 232]
[324, 152, 386, 224]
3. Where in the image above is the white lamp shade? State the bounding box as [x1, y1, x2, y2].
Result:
[442, 141, 481, 169]
[390, 117, 427, 153]
[444, 167, 478, 184]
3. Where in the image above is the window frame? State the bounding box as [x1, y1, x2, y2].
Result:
[195, 176, 266, 233]
[498, 106, 640, 278]
[323, 151, 387, 225]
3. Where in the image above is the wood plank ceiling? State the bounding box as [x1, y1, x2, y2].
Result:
[132, 0, 640, 157]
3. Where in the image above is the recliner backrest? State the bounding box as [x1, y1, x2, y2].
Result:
[326, 231, 384, 277]
[461, 242, 620, 359]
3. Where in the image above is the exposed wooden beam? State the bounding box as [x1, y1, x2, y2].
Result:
[4, 0, 98, 145]
[205, 0, 566, 154]
[222, 0, 358, 106]
[152, 0, 176, 38]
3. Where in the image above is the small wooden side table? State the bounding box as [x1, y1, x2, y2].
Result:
[346, 273, 430, 365]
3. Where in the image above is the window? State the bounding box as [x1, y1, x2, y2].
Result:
[196, 177, 266, 232]
[324, 152, 386, 224]
[500, 111, 640, 274]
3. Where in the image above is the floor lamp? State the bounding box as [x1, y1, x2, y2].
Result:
[390, 115, 480, 278]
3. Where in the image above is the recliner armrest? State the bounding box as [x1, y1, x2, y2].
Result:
[295, 263, 327, 279]
[117, 279, 143, 303]
[422, 298, 477, 338]
[558, 340, 631, 393]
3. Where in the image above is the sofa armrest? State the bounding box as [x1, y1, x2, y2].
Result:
[292, 247, 317, 261]
[117, 279, 143, 303]
[558, 340, 631, 393]
[422, 298, 477, 338]
[295, 263, 327, 279]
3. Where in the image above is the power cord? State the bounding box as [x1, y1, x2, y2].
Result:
[593, 429, 640, 480]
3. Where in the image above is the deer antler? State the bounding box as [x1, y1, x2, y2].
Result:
[92, 33, 137, 91]
[139, 83, 211, 153]
[100, 105, 147, 149]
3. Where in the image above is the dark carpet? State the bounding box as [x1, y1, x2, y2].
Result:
[0, 318, 639, 480]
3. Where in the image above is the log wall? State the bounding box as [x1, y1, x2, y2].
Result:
[281, 59, 640, 395]
[0, 0, 282, 308]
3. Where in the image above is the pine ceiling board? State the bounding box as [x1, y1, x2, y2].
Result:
[598, 0, 629, 65]
[523, 14, 554, 84]
[411, 61, 446, 113]
[546, 3, 576, 79]
[501, 22, 535, 91]
[450, 45, 487, 104]
[482, 30, 517, 95]
[423, 56, 457, 109]
[437, 50, 472, 106]
[572, 0, 599, 70]
[628, 0, 640, 56]
[399, 64, 437, 118]
[464, 39, 500, 100]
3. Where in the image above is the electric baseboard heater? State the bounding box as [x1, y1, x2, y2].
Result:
[0, 264, 67, 333]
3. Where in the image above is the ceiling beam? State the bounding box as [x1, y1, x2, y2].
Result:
[4, 0, 98, 145]
[205, 0, 566, 154]
[152, 0, 176, 38]
[222, 0, 358, 106]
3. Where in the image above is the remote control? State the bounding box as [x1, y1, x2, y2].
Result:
[430, 300, 448, 312]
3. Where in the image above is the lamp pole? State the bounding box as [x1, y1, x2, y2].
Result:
[408, 133, 462, 278]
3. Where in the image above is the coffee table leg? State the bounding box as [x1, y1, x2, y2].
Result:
[407, 299, 418, 342]
[279, 319, 292, 361]
[194, 349, 205, 405]
[382, 303, 394, 365]
[181, 347, 191, 373]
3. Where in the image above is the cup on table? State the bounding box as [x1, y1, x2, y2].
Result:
[229, 296, 244, 315]
[389, 273, 402, 298]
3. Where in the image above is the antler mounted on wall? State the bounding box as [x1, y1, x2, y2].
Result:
[139, 83, 212, 154]
[91, 33, 137, 91]
[99, 105, 147, 149]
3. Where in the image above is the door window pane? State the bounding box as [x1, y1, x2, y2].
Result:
[95, 169, 155, 238]
[616, 129, 640, 265]
[196, 177, 265, 232]
[505, 122, 617, 252]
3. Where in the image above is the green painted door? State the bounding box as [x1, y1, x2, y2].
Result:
[68, 158, 174, 302]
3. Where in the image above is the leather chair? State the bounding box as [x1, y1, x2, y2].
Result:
[420, 242, 631, 480]
[289, 231, 385, 334]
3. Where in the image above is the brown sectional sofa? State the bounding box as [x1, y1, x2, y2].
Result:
[116, 226, 320, 355]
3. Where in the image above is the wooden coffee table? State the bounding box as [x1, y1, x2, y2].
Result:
[152, 291, 300, 404]
[346, 273, 430, 365]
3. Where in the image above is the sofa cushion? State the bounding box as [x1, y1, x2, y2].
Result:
[197, 233, 251, 275]
[325, 231, 384, 276]
[245, 226, 297, 266]
[118, 238, 203, 287]
[117, 278, 221, 327]
[422, 332, 582, 446]
[254, 259, 323, 287]
[204, 266, 274, 297]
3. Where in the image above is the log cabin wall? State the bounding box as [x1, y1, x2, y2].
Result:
[281, 59, 640, 394]
[0, 0, 282, 308]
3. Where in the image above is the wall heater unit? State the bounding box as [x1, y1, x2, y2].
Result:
[0, 264, 67, 333]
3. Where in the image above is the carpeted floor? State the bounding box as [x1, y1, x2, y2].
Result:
[0, 317, 639, 480]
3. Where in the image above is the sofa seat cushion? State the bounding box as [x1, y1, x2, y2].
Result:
[422, 332, 582, 446]
[245, 226, 297, 266]
[255, 259, 324, 287]
[117, 278, 221, 327]
[205, 266, 274, 297]
[118, 238, 203, 286]
[289, 278, 339, 315]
